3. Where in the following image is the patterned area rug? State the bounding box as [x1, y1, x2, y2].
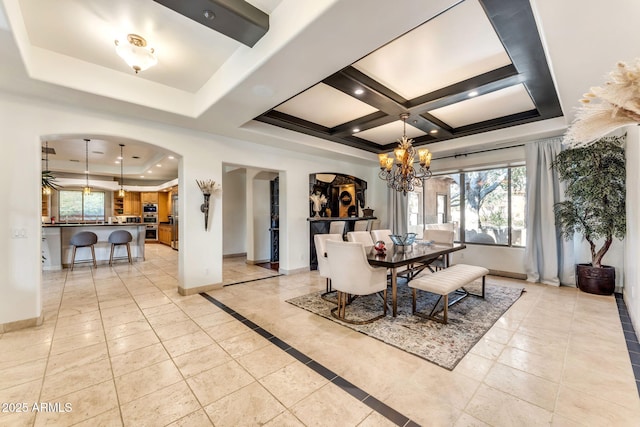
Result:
[286, 279, 524, 370]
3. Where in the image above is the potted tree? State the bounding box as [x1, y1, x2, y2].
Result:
[552, 135, 626, 295]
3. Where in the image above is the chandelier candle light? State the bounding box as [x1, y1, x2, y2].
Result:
[378, 113, 432, 195]
[196, 179, 222, 231]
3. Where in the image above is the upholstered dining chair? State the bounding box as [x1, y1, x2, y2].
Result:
[329, 221, 346, 237]
[353, 220, 369, 231]
[369, 219, 381, 230]
[325, 240, 388, 324]
[346, 231, 374, 246]
[314, 233, 343, 299]
[108, 229, 133, 266]
[69, 231, 98, 271]
[370, 229, 393, 247]
[423, 229, 455, 270]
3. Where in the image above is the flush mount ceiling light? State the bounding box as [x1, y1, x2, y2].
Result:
[114, 34, 157, 74]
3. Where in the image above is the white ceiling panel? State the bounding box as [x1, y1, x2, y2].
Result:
[429, 84, 535, 128]
[274, 83, 379, 128]
[352, 0, 511, 100]
[19, 0, 247, 93]
[355, 119, 425, 146]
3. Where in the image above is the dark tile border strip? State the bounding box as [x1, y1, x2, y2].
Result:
[615, 293, 640, 397]
[223, 274, 283, 287]
[199, 292, 419, 427]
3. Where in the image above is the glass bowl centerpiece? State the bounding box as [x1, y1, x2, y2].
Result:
[389, 233, 417, 251]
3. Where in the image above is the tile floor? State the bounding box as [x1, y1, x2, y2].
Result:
[1, 244, 639, 426]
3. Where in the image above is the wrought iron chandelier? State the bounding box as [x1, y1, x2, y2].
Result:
[378, 113, 432, 195]
[83, 139, 91, 195]
[118, 144, 126, 197]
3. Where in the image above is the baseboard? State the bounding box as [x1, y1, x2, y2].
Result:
[246, 259, 270, 265]
[0, 312, 44, 333]
[488, 269, 527, 280]
[223, 253, 246, 259]
[178, 282, 223, 296]
[279, 266, 310, 275]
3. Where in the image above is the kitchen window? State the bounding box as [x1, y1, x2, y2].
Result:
[58, 190, 105, 222]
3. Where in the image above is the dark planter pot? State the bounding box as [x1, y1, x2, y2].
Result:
[576, 264, 615, 295]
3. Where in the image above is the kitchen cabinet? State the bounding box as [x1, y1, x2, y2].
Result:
[158, 192, 169, 222]
[42, 193, 50, 217]
[158, 223, 172, 246]
[113, 191, 124, 215]
[141, 192, 158, 204]
[126, 192, 141, 215]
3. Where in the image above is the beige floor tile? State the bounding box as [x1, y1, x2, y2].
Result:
[172, 343, 233, 378]
[71, 407, 123, 426]
[192, 311, 235, 329]
[152, 319, 202, 341]
[498, 346, 565, 382]
[204, 381, 286, 426]
[120, 381, 201, 426]
[107, 330, 160, 356]
[290, 382, 373, 427]
[454, 412, 492, 426]
[260, 362, 329, 407]
[263, 410, 305, 426]
[110, 342, 170, 377]
[217, 329, 270, 358]
[162, 330, 214, 358]
[115, 359, 183, 403]
[103, 319, 153, 341]
[0, 341, 51, 370]
[187, 360, 254, 406]
[484, 362, 559, 411]
[454, 353, 494, 382]
[45, 342, 109, 376]
[41, 358, 113, 401]
[465, 384, 552, 427]
[0, 379, 42, 425]
[203, 318, 253, 341]
[236, 343, 297, 379]
[0, 357, 47, 390]
[469, 336, 505, 360]
[166, 409, 213, 427]
[34, 380, 119, 427]
[554, 384, 640, 426]
[50, 330, 105, 355]
[145, 309, 191, 328]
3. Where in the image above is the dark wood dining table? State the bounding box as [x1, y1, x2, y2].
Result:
[366, 242, 466, 316]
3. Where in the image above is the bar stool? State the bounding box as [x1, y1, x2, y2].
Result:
[108, 230, 133, 266]
[69, 231, 98, 271]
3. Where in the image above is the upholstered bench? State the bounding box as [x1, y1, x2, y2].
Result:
[408, 264, 489, 324]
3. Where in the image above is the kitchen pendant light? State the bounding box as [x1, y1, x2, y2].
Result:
[118, 144, 126, 197]
[83, 139, 91, 195]
[42, 140, 52, 195]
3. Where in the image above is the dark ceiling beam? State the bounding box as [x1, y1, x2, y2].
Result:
[480, 0, 563, 119]
[153, 0, 269, 47]
[255, 111, 380, 153]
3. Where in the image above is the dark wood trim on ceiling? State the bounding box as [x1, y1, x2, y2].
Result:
[253, 0, 563, 154]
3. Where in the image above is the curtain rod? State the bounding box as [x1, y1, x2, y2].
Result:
[434, 143, 525, 161]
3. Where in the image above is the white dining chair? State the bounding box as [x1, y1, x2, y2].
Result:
[370, 229, 393, 247]
[329, 221, 346, 236]
[325, 240, 388, 324]
[314, 233, 344, 299]
[354, 220, 369, 231]
[423, 229, 455, 270]
[346, 231, 374, 246]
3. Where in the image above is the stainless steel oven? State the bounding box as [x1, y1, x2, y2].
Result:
[145, 225, 158, 241]
[143, 204, 158, 213]
[143, 214, 157, 224]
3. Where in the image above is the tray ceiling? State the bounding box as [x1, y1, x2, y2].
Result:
[254, 0, 562, 154]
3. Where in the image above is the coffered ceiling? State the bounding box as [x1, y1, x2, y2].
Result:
[1, 0, 639, 167]
[255, 0, 562, 153]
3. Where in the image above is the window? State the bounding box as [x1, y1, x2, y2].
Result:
[407, 188, 423, 234]
[407, 166, 526, 247]
[59, 190, 105, 222]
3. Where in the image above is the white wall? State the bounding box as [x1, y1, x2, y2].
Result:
[222, 168, 246, 256]
[0, 93, 384, 324]
[624, 125, 640, 339]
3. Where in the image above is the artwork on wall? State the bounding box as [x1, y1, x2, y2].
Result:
[308, 173, 367, 218]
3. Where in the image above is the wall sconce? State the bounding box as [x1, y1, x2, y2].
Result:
[196, 179, 221, 231]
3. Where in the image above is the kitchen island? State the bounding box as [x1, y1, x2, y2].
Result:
[42, 224, 146, 270]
